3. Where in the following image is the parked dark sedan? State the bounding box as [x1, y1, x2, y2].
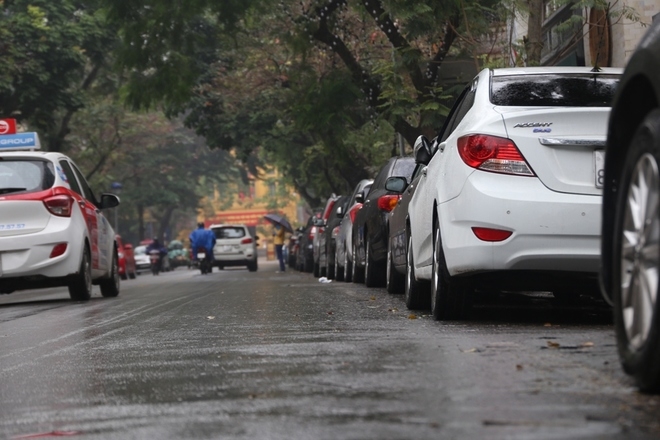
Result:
[600, 18, 660, 393]
[296, 209, 322, 273]
[319, 195, 350, 279]
[335, 179, 373, 282]
[352, 156, 416, 286]
[386, 138, 434, 296]
[312, 194, 342, 277]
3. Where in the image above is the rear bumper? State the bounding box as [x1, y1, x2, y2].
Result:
[440, 174, 601, 277]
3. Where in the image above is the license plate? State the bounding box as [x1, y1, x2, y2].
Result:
[197, 253, 205, 259]
[221, 245, 233, 252]
[594, 150, 605, 189]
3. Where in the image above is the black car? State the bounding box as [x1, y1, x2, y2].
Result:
[296, 208, 322, 273]
[386, 138, 434, 297]
[312, 195, 342, 277]
[318, 195, 350, 279]
[352, 156, 416, 286]
[600, 18, 660, 393]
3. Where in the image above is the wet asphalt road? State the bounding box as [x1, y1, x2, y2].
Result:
[0, 258, 659, 440]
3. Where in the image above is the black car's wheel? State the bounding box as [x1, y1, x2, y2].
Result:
[313, 262, 320, 277]
[248, 260, 258, 272]
[343, 243, 353, 282]
[431, 226, 470, 320]
[334, 246, 344, 281]
[304, 255, 313, 273]
[352, 243, 364, 283]
[364, 240, 382, 287]
[386, 241, 404, 294]
[128, 269, 137, 280]
[405, 235, 429, 310]
[69, 247, 92, 301]
[100, 252, 120, 298]
[612, 109, 660, 392]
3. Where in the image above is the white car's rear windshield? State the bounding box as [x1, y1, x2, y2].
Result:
[0, 159, 55, 195]
[213, 227, 246, 239]
[491, 74, 619, 107]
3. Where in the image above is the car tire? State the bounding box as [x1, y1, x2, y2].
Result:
[128, 270, 136, 280]
[352, 243, 364, 284]
[248, 260, 258, 272]
[431, 226, 470, 320]
[100, 252, 121, 298]
[69, 246, 92, 301]
[612, 109, 660, 392]
[334, 246, 344, 281]
[313, 262, 320, 277]
[304, 256, 313, 273]
[386, 241, 404, 294]
[120, 273, 128, 281]
[364, 240, 382, 287]
[405, 235, 429, 310]
[343, 244, 352, 282]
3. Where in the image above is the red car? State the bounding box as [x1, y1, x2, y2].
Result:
[116, 235, 137, 280]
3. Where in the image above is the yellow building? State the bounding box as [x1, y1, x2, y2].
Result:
[197, 169, 300, 255]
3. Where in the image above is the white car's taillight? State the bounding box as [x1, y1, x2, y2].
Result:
[457, 134, 535, 176]
[43, 195, 74, 217]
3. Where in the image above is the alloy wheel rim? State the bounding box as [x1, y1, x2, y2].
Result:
[621, 152, 660, 350]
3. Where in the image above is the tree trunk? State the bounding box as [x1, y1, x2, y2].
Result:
[526, 0, 544, 65]
[138, 204, 145, 241]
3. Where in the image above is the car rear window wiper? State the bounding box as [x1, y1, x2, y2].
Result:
[0, 187, 27, 194]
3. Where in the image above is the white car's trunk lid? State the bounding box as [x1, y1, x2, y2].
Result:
[0, 200, 50, 237]
[498, 107, 610, 196]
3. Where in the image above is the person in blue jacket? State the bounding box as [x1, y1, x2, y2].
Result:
[189, 222, 216, 262]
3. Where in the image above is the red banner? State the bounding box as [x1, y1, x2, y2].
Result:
[208, 210, 269, 227]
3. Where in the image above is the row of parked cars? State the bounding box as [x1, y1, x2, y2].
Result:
[288, 21, 660, 393]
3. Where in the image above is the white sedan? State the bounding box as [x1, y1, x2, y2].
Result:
[406, 67, 622, 320]
[0, 132, 120, 300]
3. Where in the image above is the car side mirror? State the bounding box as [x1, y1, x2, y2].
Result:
[336, 205, 344, 217]
[99, 193, 120, 209]
[385, 176, 407, 193]
[312, 217, 325, 227]
[413, 135, 432, 165]
[355, 191, 365, 204]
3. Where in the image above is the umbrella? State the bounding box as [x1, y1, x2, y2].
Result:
[264, 213, 293, 233]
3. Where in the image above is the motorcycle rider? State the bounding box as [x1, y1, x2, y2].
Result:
[189, 222, 216, 266]
[146, 237, 168, 272]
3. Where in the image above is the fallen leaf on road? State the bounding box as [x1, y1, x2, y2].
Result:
[461, 348, 479, 353]
[408, 314, 418, 320]
[388, 308, 398, 312]
[327, 311, 334, 315]
[516, 364, 523, 370]
[547, 341, 560, 348]
[544, 323, 552, 327]
[579, 341, 595, 348]
[370, 296, 376, 301]
[206, 316, 215, 320]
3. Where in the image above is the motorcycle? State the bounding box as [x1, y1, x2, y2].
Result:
[197, 248, 212, 275]
[149, 250, 161, 275]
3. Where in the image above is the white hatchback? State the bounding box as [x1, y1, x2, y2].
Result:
[406, 67, 622, 320]
[0, 132, 120, 300]
[210, 224, 258, 272]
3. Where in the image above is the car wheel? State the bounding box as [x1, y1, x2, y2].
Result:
[69, 247, 92, 301]
[304, 255, 313, 273]
[344, 244, 353, 282]
[405, 235, 429, 310]
[128, 270, 137, 280]
[313, 262, 320, 277]
[431, 226, 470, 320]
[334, 246, 344, 281]
[100, 252, 121, 298]
[386, 241, 404, 294]
[364, 240, 382, 287]
[248, 260, 258, 272]
[352, 243, 364, 283]
[612, 109, 660, 392]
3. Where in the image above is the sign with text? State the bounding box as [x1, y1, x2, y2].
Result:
[0, 118, 17, 135]
[0, 132, 41, 150]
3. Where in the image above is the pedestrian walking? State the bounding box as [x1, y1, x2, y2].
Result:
[273, 224, 286, 272]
